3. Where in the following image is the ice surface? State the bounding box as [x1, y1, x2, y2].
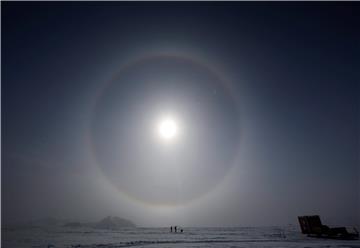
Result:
[2, 226, 360, 248]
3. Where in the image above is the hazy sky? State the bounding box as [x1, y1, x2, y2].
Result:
[2, 2, 359, 227]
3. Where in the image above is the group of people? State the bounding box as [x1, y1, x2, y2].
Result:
[170, 226, 183, 233]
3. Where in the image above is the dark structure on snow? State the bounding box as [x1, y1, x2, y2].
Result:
[298, 215, 359, 240]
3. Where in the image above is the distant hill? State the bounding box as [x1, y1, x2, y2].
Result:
[94, 216, 136, 229]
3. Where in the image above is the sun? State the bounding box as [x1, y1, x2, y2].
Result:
[158, 118, 178, 140]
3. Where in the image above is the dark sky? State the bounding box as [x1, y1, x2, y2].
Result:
[2, 2, 359, 227]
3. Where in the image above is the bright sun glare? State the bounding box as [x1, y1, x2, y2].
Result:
[158, 118, 178, 140]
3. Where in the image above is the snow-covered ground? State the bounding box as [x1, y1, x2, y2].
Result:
[2, 226, 360, 248]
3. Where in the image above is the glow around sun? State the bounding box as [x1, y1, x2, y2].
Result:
[158, 117, 178, 140]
